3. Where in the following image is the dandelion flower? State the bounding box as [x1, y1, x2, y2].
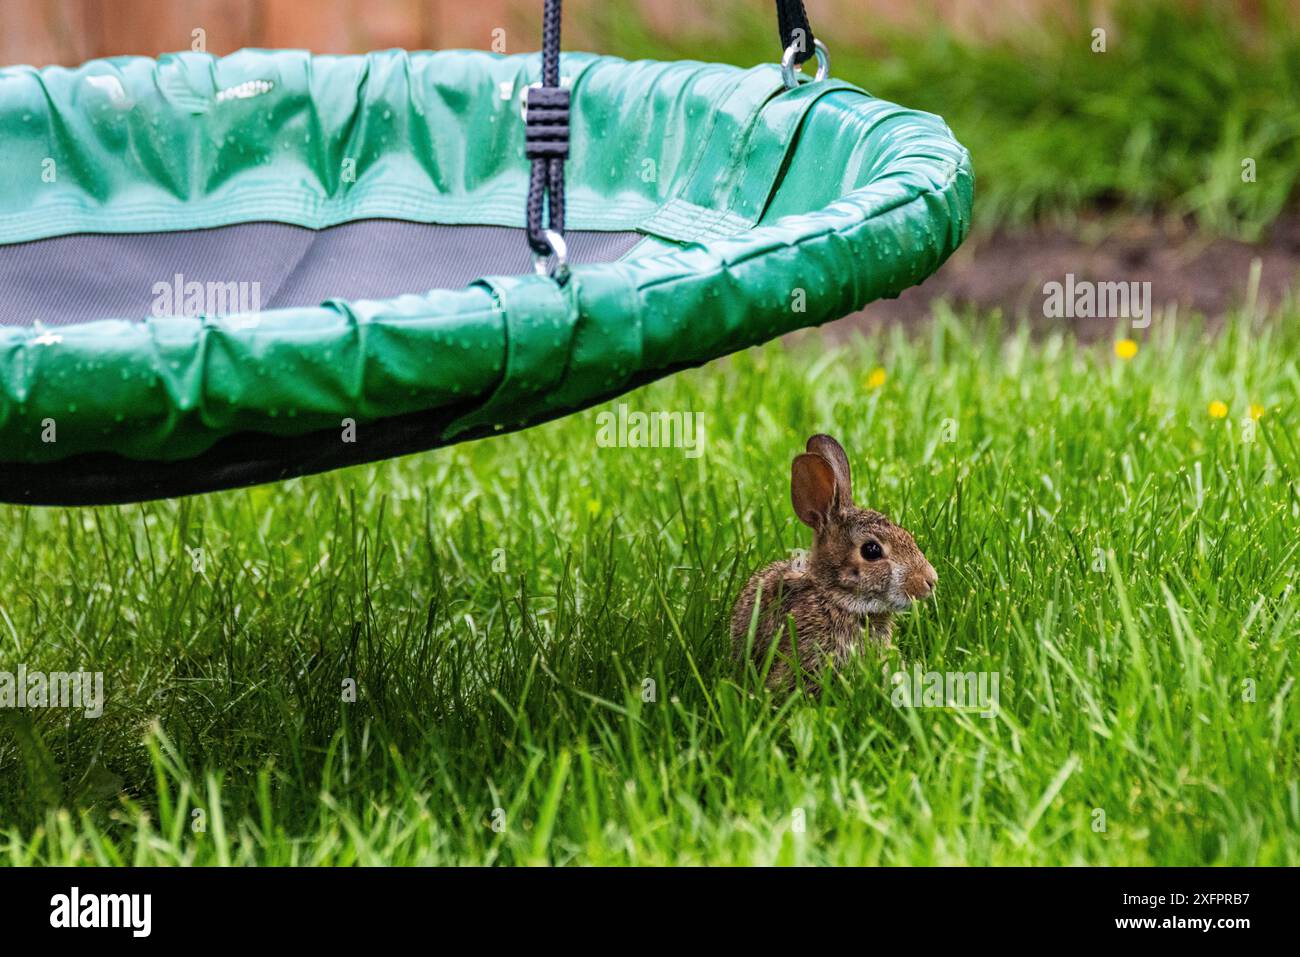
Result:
[1114, 339, 1138, 360]
[865, 367, 887, 390]
[1249, 403, 1266, 420]
[1208, 400, 1228, 419]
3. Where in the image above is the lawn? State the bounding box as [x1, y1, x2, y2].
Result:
[2, 304, 1297, 865]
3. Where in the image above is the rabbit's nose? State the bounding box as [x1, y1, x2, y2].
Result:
[905, 564, 937, 600]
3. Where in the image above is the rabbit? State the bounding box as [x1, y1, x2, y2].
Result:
[730, 434, 937, 693]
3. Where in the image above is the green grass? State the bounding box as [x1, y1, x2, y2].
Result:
[599, 0, 1300, 238]
[2, 304, 1298, 865]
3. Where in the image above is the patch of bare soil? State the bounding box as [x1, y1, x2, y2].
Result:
[820, 214, 1300, 339]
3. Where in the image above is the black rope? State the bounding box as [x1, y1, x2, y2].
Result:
[524, 0, 567, 260]
[775, 0, 816, 65]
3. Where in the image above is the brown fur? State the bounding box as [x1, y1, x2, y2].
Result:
[730, 434, 937, 692]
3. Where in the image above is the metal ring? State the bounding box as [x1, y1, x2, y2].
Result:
[532, 229, 570, 283]
[780, 38, 830, 90]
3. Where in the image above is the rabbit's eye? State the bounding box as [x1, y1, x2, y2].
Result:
[860, 541, 883, 561]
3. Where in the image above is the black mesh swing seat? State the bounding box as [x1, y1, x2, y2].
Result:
[0, 38, 971, 505]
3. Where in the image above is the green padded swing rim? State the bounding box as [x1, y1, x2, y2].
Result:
[0, 49, 972, 503]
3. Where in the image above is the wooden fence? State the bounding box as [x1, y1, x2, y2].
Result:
[0, 0, 1288, 67]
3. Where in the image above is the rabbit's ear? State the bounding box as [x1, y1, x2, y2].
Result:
[792, 453, 838, 529]
[806, 434, 853, 506]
